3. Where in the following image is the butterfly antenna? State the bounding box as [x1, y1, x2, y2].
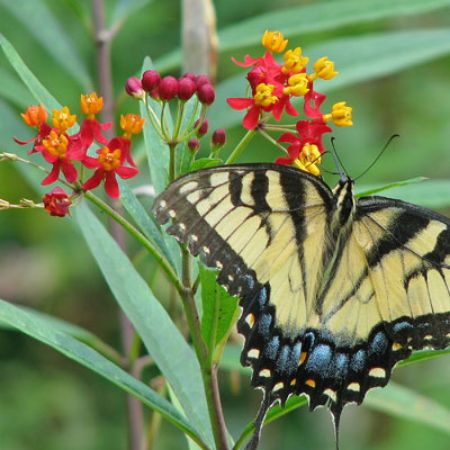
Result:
[245, 392, 273, 450]
[354, 134, 399, 181]
[330, 137, 348, 181]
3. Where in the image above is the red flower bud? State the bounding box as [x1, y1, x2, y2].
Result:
[194, 118, 208, 136]
[212, 129, 226, 147]
[43, 187, 72, 217]
[182, 72, 198, 82]
[178, 77, 197, 101]
[197, 83, 215, 105]
[158, 76, 179, 101]
[188, 138, 200, 152]
[125, 77, 145, 99]
[142, 70, 161, 92]
[196, 75, 211, 87]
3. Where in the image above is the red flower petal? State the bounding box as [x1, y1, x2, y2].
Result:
[42, 163, 60, 185]
[104, 172, 119, 198]
[116, 166, 139, 179]
[242, 106, 261, 130]
[278, 133, 298, 144]
[227, 97, 254, 110]
[275, 156, 293, 166]
[82, 155, 100, 169]
[83, 169, 104, 191]
[61, 160, 78, 183]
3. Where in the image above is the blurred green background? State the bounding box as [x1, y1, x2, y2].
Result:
[0, 0, 450, 449]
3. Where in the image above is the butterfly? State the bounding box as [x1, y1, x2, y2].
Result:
[153, 163, 450, 449]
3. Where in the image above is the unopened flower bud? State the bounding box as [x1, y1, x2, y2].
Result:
[188, 138, 200, 152]
[158, 76, 179, 101]
[142, 70, 161, 92]
[43, 187, 72, 217]
[125, 77, 145, 99]
[212, 129, 226, 147]
[194, 118, 208, 136]
[178, 77, 197, 101]
[196, 75, 211, 88]
[182, 72, 197, 82]
[197, 83, 215, 105]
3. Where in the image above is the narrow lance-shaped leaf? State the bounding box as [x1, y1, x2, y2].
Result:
[75, 202, 214, 447]
[0, 298, 205, 446]
[0, 34, 61, 112]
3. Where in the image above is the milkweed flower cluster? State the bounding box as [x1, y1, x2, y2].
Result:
[13, 94, 143, 216]
[227, 30, 353, 176]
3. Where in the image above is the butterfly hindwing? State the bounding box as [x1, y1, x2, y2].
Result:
[153, 163, 450, 418]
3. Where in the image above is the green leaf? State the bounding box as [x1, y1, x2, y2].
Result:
[190, 158, 223, 172]
[0, 67, 34, 108]
[356, 177, 427, 197]
[0, 34, 61, 112]
[397, 347, 450, 368]
[118, 179, 179, 270]
[0, 298, 205, 446]
[112, 0, 154, 25]
[210, 29, 450, 130]
[358, 179, 450, 209]
[75, 202, 213, 447]
[365, 381, 450, 435]
[200, 267, 239, 363]
[155, 0, 450, 72]
[0, 0, 91, 88]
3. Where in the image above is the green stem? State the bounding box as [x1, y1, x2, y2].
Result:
[180, 247, 229, 450]
[144, 97, 166, 141]
[225, 129, 256, 164]
[169, 143, 176, 182]
[84, 191, 184, 297]
[263, 124, 297, 131]
[172, 100, 185, 141]
[258, 128, 289, 154]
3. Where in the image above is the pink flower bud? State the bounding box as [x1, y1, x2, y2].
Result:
[212, 129, 226, 147]
[178, 77, 197, 101]
[196, 74, 211, 87]
[197, 83, 215, 105]
[125, 77, 145, 99]
[194, 118, 208, 136]
[188, 138, 200, 152]
[142, 70, 161, 92]
[158, 76, 179, 101]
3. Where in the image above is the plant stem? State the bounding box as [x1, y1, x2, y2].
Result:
[258, 128, 289, 154]
[180, 247, 229, 450]
[225, 129, 256, 164]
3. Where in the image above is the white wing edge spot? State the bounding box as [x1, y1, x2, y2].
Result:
[369, 367, 386, 378]
[259, 369, 271, 378]
[159, 200, 167, 208]
[273, 382, 284, 393]
[347, 382, 360, 392]
[168, 209, 176, 218]
[215, 260, 223, 270]
[248, 348, 260, 359]
[202, 246, 210, 255]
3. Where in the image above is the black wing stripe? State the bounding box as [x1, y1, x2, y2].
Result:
[366, 210, 430, 267]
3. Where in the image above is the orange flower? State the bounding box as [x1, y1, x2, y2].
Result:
[21, 104, 47, 128]
[81, 92, 104, 118]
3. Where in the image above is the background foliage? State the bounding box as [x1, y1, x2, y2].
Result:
[0, 0, 449, 449]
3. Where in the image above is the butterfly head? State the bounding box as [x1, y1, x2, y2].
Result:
[332, 177, 355, 227]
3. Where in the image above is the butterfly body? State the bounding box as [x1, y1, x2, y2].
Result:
[154, 163, 450, 432]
